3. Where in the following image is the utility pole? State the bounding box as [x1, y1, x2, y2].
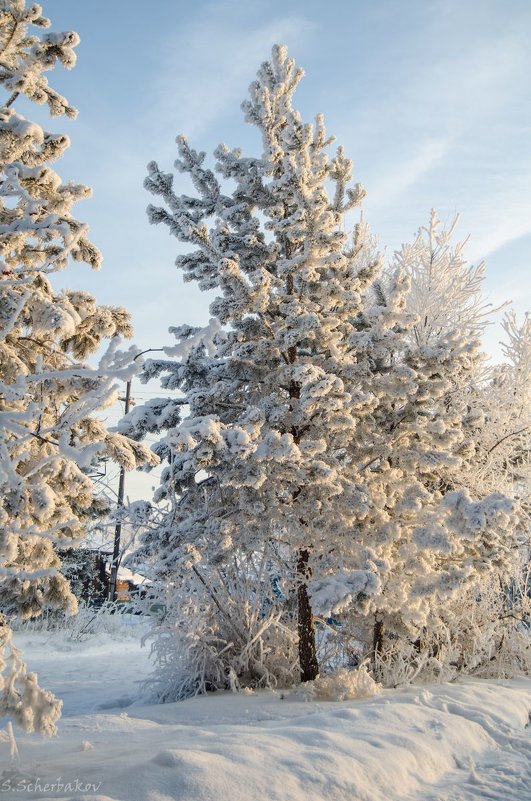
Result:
[107, 378, 131, 602]
[107, 348, 164, 602]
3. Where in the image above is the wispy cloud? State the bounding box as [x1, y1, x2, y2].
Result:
[367, 139, 450, 213]
[339, 6, 530, 260]
[57, 5, 315, 352]
[147, 6, 315, 153]
[465, 200, 531, 263]
[69, 6, 315, 216]
[54, 0, 530, 366]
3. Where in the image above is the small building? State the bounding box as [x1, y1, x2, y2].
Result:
[58, 548, 148, 605]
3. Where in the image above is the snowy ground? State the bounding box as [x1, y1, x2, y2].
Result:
[1, 626, 530, 801]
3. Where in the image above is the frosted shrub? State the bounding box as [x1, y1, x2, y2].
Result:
[143, 556, 299, 701]
[64, 602, 138, 641]
[374, 641, 452, 688]
[12, 601, 137, 641]
[309, 664, 381, 701]
[374, 570, 530, 687]
[435, 574, 531, 680]
[0, 614, 60, 735]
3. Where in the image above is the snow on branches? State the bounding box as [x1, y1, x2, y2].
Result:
[136, 45, 522, 695]
[0, 0, 156, 735]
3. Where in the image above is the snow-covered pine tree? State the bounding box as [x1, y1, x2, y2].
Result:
[474, 312, 530, 508]
[395, 210, 504, 348]
[394, 213, 527, 514]
[458, 312, 531, 676]
[308, 219, 518, 670]
[131, 46, 391, 687]
[371, 212, 526, 677]
[0, 0, 156, 734]
[130, 46, 519, 694]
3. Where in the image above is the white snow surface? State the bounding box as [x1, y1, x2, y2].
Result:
[2, 629, 530, 801]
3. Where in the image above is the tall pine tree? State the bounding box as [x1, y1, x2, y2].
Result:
[0, 0, 156, 734]
[129, 46, 518, 694]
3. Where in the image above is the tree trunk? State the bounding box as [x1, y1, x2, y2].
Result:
[373, 617, 384, 669]
[286, 273, 318, 682]
[297, 548, 319, 682]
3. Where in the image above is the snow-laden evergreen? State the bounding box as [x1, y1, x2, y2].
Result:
[476, 312, 530, 508]
[126, 45, 521, 696]
[313, 213, 519, 660]
[0, 0, 156, 735]
[374, 213, 529, 678]
[396, 210, 506, 347]
[393, 214, 527, 531]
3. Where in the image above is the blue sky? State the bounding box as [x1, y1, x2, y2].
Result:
[36, 0, 530, 499]
[44, 0, 530, 358]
